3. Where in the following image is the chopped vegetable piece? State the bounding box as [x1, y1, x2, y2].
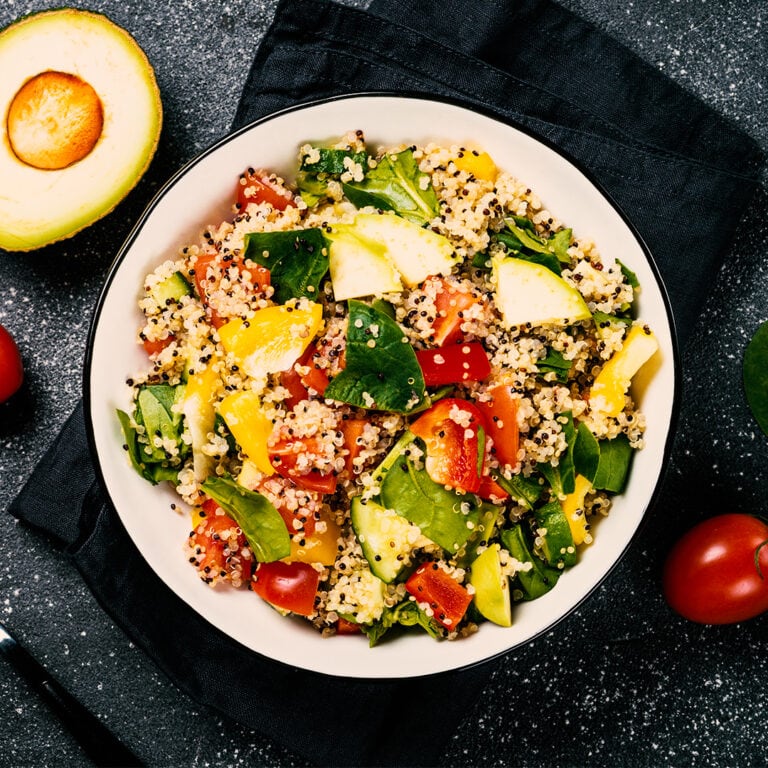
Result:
[252, 561, 320, 616]
[405, 563, 472, 630]
[416, 342, 491, 387]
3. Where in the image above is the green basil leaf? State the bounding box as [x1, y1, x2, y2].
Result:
[324, 300, 426, 413]
[744, 320, 768, 438]
[592, 434, 634, 493]
[244, 229, 329, 304]
[379, 454, 483, 555]
[342, 148, 439, 225]
[201, 476, 290, 563]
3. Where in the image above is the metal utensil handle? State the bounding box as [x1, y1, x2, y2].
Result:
[1, 633, 143, 767]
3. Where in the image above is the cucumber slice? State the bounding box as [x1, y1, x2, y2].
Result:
[350, 497, 417, 583]
[150, 270, 191, 305]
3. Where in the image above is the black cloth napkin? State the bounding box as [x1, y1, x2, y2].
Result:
[9, 0, 764, 766]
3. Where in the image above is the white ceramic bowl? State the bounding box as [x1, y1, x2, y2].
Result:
[85, 94, 678, 679]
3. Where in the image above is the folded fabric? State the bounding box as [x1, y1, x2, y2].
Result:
[9, 0, 764, 766]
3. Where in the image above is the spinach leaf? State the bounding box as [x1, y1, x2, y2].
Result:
[496, 221, 570, 274]
[116, 409, 181, 485]
[617, 259, 640, 289]
[573, 422, 600, 483]
[538, 347, 571, 382]
[538, 411, 577, 496]
[116, 383, 189, 484]
[363, 600, 442, 647]
[300, 147, 369, 175]
[592, 434, 634, 493]
[342, 148, 439, 225]
[244, 229, 329, 304]
[297, 147, 370, 206]
[593, 310, 633, 332]
[379, 451, 483, 554]
[324, 300, 426, 413]
[548, 228, 572, 264]
[201, 476, 290, 563]
[744, 320, 768, 438]
[492, 472, 543, 510]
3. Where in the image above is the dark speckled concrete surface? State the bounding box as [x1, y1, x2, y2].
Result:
[1, 1, 767, 766]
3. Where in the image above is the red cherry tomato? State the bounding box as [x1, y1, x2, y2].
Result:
[663, 513, 768, 624]
[0, 323, 23, 403]
[252, 560, 320, 615]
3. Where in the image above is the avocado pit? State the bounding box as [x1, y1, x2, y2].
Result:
[7, 70, 104, 170]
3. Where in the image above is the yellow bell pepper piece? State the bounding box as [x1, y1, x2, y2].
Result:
[561, 474, 592, 546]
[218, 301, 323, 379]
[590, 323, 658, 418]
[288, 511, 341, 566]
[182, 364, 221, 482]
[218, 390, 274, 475]
[453, 149, 497, 182]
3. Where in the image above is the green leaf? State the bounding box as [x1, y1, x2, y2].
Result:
[538, 347, 571, 382]
[592, 434, 634, 493]
[244, 229, 329, 304]
[342, 148, 439, 225]
[201, 476, 290, 563]
[548, 228, 572, 264]
[573, 422, 600, 483]
[300, 147, 368, 175]
[379, 451, 483, 555]
[297, 148, 370, 206]
[135, 384, 187, 464]
[538, 411, 577, 496]
[744, 320, 768, 438]
[492, 472, 543, 510]
[324, 300, 426, 413]
[617, 258, 639, 289]
[363, 600, 442, 647]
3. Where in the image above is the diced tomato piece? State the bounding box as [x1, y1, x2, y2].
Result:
[296, 342, 330, 396]
[405, 562, 472, 630]
[340, 417, 368, 475]
[429, 277, 481, 346]
[141, 333, 175, 357]
[252, 561, 320, 615]
[278, 364, 310, 410]
[416, 342, 491, 387]
[191, 251, 270, 328]
[189, 503, 252, 585]
[268, 437, 338, 495]
[410, 397, 486, 494]
[476, 384, 520, 470]
[236, 169, 296, 213]
[335, 617, 362, 635]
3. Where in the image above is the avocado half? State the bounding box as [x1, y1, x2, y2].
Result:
[0, 9, 162, 251]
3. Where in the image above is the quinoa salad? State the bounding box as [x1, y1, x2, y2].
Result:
[117, 131, 659, 644]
